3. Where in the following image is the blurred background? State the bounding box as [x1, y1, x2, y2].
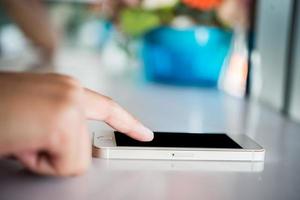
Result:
[0, 0, 299, 123]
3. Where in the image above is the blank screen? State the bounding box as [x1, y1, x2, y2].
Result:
[115, 132, 242, 149]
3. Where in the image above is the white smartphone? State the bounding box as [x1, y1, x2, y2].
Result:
[93, 131, 265, 161]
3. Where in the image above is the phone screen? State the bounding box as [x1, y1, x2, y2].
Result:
[114, 132, 243, 149]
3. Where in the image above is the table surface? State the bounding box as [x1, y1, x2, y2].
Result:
[1, 49, 300, 200]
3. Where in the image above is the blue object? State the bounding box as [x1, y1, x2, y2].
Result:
[141, 26, 233, 87]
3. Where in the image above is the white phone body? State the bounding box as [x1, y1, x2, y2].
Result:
[93, 131, 265, 161]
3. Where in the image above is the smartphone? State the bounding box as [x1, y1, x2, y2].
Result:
[93, 131, 265, 161]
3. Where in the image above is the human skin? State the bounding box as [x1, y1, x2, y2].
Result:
[1, 0, 58, 61]
[1, 0, 139, 58]
[0, 72, 154, 176]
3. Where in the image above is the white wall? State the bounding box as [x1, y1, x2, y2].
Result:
[252, 0, 294, 111]
[289, 1, 300, 122]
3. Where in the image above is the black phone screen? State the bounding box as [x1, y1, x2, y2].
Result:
[114, 132, 243, 149]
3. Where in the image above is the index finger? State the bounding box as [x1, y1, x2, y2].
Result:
[83, 89, 154, 141]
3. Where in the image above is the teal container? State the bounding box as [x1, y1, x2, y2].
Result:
[142, 26, 233, 87]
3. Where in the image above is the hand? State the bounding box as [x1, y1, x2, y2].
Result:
[0, 72, 153, 176]
[1, 0, 57, 60]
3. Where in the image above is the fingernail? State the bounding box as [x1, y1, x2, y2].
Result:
[138, 125, 154, 141]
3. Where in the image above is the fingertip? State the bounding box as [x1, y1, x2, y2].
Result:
[135, 125, 154, 142]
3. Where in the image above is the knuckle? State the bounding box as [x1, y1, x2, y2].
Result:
[61, 80, 81, 100]
[48, 73, 80, 85]
[48, 73, 82, 97]
[46, 74, 83, 110]
[54, 83, 82, 112]
[61, 75, 81, 89]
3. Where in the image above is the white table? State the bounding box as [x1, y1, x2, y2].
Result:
[0, 48, 299, 200]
